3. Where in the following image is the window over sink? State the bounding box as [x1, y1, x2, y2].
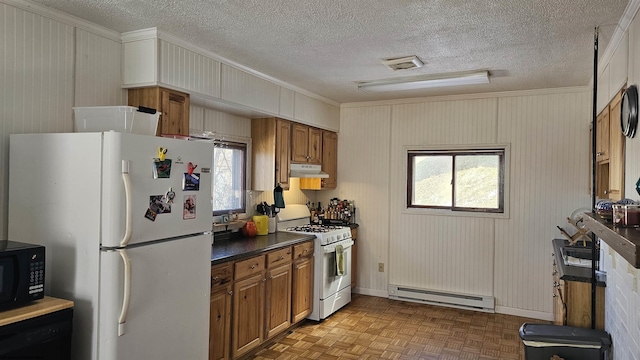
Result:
[405, 144, 510, 217]
[213, 140, 248, 216]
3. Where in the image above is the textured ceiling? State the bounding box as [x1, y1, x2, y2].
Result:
[32, 0, 629, 103]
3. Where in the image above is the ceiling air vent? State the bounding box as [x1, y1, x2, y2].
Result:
[382, 56, 424, 71]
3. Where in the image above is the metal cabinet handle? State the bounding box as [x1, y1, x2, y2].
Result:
[596, 152, 603, 156]
[278, 256, 284, 260]
[553, 293, 557, 298]
[262, 278, 266, 282]
[228, 291, 233, 296]
[552, 270, 558, 276]
[212, 276, 219, 282]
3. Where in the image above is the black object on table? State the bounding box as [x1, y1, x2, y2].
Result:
[0, 307, 73, 360]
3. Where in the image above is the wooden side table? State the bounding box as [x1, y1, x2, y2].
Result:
[0, 296, 74, 359]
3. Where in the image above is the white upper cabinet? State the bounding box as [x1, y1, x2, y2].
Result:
[609, 32, 628, 96]
[294, 93, 340, 131]
[122, 28, 339, 131]
[597, 65, 610, 114]
[220, 64, 280, 114]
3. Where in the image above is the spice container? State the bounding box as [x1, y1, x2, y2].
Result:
[613, 204, 640, 227]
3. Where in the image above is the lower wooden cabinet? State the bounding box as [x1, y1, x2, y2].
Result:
[210, 262, 233, 360]
[211, 241, 313, 359]
[291, 256, 313, 323]
[552, 259, 605, 330]
[210, 286, 232, 360]
[265, 263, 292, 339]
[232, 271, 265, 358]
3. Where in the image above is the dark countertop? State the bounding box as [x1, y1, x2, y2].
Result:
[552, 238, 606, 286]
[211, 231, 316, 265]
[582, 211, 640, 268]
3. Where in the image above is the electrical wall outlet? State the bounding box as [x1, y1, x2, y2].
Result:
[378, 263, 384, 272]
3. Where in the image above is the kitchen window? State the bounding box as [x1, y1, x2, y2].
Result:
[406, 145, 509, 215]
[213, 140, 247, 216]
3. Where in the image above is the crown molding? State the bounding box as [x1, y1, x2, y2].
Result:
[1, 0, 121, 41]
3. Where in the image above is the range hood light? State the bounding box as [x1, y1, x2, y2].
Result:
[289, 163, 329, 178]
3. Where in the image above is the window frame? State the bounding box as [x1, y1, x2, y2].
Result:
[188, 133, 251, 222]
[404, 144, 510, 218]
[212, 139, 248, 217]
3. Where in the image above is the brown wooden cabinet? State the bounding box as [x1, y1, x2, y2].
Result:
[299, 130, 339, 190]
[595, 88, 625, 201]
[210, 262, 233, 360]
[251, 118, 291, 191]
[291, 123, 322, 165]
[232, 271, 265, 359]
[321, 131, 338, 189]
[265, 263, 292, 339]
[213, 242, 314, 359]
[128, 87, 190, 136]
[291, 241, 314, 323]
[552, 259, 604, 330]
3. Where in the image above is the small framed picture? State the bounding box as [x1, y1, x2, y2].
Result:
[183, 173, 200, 191]
[183, 195, 196, 220]
[153, 159, 172, 179]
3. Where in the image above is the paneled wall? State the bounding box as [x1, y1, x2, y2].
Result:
[75, 29, 127, 107]
[340, 89, 591, 317]
[0, 2, 124, 238]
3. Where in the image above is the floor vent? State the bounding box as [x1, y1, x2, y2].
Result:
[388, 284, 495, 313]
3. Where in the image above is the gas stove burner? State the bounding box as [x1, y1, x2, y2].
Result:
[285, 224, 343, 233]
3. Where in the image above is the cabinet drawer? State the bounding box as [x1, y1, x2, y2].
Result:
[235, 255, 265, 280]
[211, 262, 233, 290]
[293, 241, 314, 259]
[267, 247, 292, 267]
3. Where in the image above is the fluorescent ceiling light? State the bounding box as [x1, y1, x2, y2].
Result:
[358, 71, 490, 93]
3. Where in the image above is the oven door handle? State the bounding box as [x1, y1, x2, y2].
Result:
[323, 240, 354, 254]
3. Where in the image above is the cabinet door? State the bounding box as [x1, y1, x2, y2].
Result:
[291, 256, 314, 323]
[608, 91, 625, 201]
[307, 127, 323, 165]
[265, 263, 292, 339]
[210, 286, 232, 360]
[160, 88, 190, 136]
[321, 131, 337, 189]
[275, 119, 291, 190]
[291, 123, 309, 163]
[596, 107, 610, 163]
[232, 272, 264, 358]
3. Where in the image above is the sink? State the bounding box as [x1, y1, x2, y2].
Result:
[560, 246, 596, 268]
[561, 247, 593, 260]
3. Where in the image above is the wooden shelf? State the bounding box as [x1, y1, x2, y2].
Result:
[583, 212, 640, 268]
[0, 296, 74, 326]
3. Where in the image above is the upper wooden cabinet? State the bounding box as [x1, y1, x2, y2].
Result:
[128, 87, 190, 136]
[251, 118, 291, 191]
[595, 88, 625, 201]
[291, 124, 322, 165]
[321, 131, 338, 189]
[595, 107, 610, 163]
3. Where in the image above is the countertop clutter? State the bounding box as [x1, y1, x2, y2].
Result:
[582, 211, 640, 268]
[211, 231, 315, 265]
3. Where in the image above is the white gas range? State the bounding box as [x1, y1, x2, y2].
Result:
[277, 205, 354, 321]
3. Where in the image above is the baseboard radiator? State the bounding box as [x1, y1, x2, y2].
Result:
[388, 284, 495, 313]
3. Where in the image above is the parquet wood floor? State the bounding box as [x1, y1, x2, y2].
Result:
[253, 293, 548, 360]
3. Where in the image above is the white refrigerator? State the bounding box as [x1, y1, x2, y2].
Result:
[8, 132, 213, 360]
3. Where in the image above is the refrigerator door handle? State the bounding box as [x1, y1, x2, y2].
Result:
[120, 160, 133, 247]
[117, 248, 132, 336]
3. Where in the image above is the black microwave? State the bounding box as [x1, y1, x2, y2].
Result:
[0, 240, 45, 310]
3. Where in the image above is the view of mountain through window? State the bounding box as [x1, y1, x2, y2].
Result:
[408, 149, 505, 213]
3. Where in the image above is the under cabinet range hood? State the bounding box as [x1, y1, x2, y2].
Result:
[289, 163, 329, 178]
